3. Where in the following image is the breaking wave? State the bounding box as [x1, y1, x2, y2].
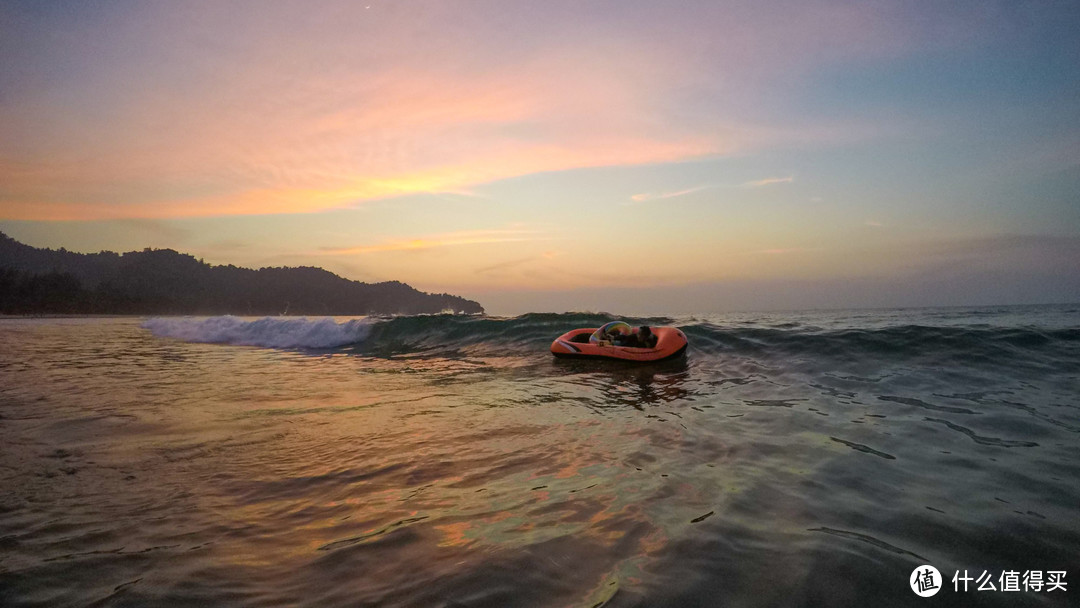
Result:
[142, 316, 376, 349]
[141, 309, 1080, 368]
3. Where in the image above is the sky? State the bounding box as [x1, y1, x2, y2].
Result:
[1, 0, 1078, 315]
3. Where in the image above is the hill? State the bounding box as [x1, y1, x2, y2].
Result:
[0, 232, 484, 315]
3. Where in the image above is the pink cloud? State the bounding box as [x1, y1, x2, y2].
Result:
[0, 1, 974, 221]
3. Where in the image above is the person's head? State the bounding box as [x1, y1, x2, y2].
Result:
[639, 326, 652, 337]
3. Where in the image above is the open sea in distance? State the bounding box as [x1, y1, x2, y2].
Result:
[1, 304, 1078, 607]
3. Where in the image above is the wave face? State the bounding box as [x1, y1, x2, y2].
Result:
[142, 307, 1080, 367]
[141, 313, 634, 353]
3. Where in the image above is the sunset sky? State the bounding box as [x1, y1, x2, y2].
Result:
[2, 1, 1078, 315]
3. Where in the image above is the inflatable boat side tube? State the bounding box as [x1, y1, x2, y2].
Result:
[550, 326, 688, 362]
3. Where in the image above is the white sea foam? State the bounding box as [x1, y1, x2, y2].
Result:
[142, 316, 376, 349]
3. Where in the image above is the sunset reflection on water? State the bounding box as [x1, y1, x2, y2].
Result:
[3, 313, 1078, 606]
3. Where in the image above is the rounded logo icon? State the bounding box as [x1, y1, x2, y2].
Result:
[910, 565, 942, 597]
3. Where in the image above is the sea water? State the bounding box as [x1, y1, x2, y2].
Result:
[0, 305, 1077, 607]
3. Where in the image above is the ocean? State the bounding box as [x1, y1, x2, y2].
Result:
[1, 305, 1077, 607]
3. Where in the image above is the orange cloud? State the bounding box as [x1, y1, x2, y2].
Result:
[0, 49, 718, 221]
[0, 2, 943, 222]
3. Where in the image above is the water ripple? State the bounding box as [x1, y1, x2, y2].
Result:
[922, 417, 1040, 448]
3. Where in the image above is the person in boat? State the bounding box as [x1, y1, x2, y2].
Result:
[637, 326, 658, 348]
[614, 326, 657, 348]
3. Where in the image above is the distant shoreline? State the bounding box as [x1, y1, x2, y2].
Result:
[0, 312, 482, 320]
[1, 232, 484, 316]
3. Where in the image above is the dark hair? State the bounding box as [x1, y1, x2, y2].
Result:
[639, 326, 652, 335]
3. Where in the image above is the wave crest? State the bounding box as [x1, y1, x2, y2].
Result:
[141, 311, 1079, 363]
[142, 316, 375, 349]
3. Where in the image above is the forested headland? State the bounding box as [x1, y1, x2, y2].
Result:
[0, 232, 483, 315]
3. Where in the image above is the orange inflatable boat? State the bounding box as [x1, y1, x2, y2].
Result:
[550, 323, 688, 362]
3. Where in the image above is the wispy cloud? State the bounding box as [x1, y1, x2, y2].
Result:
[0, 0, 946, 222]
[318, 229, 545, 255]
[756, 247, 821, 255]
[630, 176, 800, 202]
[742, 176, 794, 188]
[0, 8, 720, 221]
[629, 185, 715, 203]
[475, 257, 534, 275]
[474, 249, 565, 276]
